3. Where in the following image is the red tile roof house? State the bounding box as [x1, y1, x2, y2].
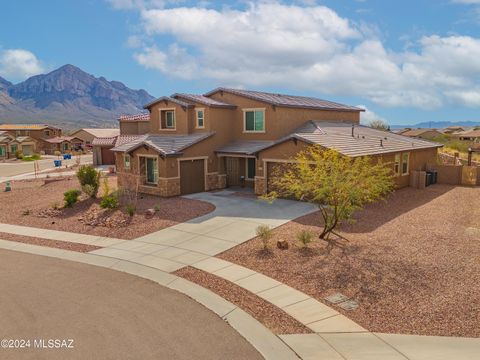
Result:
[111, 88, 443, 197]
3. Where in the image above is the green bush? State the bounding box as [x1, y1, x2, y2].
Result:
[154, 204, 161, 212]
[100, 192, 119, 209]
[15, 150, 23, 159]
[77, 165, 101, 198]
[64, 189, 81, 208]
[125, 203, 136, 217]
[256, 224, 273, 250]
[296, 230, 314, 247]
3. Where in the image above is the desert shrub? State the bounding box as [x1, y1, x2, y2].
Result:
[100, 191, 119, 209]
[154, 204, 161, 212]
[64, 189, 81, 208]
[125, 203, 136, 217]
[22, 209, 31, 216]
[77, 165, 101, 198]
[54, 150, 61, 156]
[51, 202, 61, 210]
[256, 225, 273, 250]
[296, 230, 314, 247]
[15, 150, 23, 159]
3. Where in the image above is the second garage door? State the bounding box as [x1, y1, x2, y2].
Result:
[180, 159, 205, 195]
[101, 147, 115, 165]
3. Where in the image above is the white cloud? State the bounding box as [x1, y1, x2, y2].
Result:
[452, 0, 480, 4]
[120, 2, 480, 110]
[357, 105, 388, 125]
[0, 49, 44, 80]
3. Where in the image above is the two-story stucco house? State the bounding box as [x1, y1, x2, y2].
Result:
[112, 88, 442, 196]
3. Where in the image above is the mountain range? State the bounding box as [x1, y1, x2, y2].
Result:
[0, 64, 154, 130]
[391, 120, 480, 129]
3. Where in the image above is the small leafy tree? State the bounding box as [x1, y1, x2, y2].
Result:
[77, 165, 101, 198]
[368, 119, 389, 131]
[266, 147, 394, 242]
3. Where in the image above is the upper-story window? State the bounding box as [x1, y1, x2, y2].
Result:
[160, 109, 176, 130]
[196, 109, 205, 128]
[244, 109, 265, 132]
[44, 130, 50, 137]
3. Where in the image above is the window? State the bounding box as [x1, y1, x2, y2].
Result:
[63, 143, 69, 151]
[10, 144, 17, 154]
[160, 109, 176, 129]
[166, 111, 175, 128]
[44, 130, 50, 137]
[402, 153, 409, 175]
[394, 154, 400, 176]
[124, 154, 131, 169]
[196, 109, 205, 128]
[0, 146, 5, 156]
[244, 109, 265, 132]
[246, 158, 256, 179]
[146, 157, 158, 184]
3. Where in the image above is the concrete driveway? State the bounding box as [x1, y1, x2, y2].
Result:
[0, 249, 262, 360]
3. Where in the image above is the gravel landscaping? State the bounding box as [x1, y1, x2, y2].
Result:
[0, 232, 100, 252]
[0, 177, 215, 239]
[219, 185, 480, 337]
[175, 266, 311, 335]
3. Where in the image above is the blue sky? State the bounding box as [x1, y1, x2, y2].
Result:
[1, 0, 480, 125]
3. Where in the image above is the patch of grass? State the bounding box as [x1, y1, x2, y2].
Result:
[21, 154, 41, 161]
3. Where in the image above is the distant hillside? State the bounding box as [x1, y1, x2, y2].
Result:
[391, 120, 480, 129]
[0, 65, 154, 130]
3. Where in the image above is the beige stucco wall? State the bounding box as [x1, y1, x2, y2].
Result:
[208, 91, 360, 141]
[120, 121, 150, 135]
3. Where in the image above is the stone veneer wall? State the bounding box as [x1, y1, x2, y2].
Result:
[206, 173, 227, 191]
[254, 176, 266, 195]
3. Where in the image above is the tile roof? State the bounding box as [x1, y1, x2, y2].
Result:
[92, 136, 117, 146]
[259, 121, 443, 157]
[13, 136, 35, 143]
[115, 134, 146, 147]
[204, 88, 363, 112]
[143, 96, 193, 109]
[112, 132, 214, 156]
[118, 114, 150, 122]
[456, 129, 480, 138]
[44, 136, 81, 144]
[216, 140, 275, 155]
[172, 93, 236, 108]
[76, 128, 120, 137]
[401, 128, 440, 137]
[0, 124, 60, 131]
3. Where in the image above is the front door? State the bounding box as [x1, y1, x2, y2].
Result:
[226, 157, 240, 186]
[146, 157, 158, 184]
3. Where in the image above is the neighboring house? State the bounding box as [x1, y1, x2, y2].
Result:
[455, 129, 480, 142]
[0, 124, 62, 153]
[0, 131, 37, 158]
[400, 128, 442, 139]
[442, 126, 470, 134]
[92, 134, 143, 166]
[43, 136, 83, 154]
[111, 88, 443, 197]
[70, 128, 120, 149]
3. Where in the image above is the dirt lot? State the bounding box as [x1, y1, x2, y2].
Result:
[0, 177, 215, 239]
[219, 185, 480, 337]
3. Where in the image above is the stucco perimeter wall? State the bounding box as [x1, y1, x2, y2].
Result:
[208, 91, 361, 141]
